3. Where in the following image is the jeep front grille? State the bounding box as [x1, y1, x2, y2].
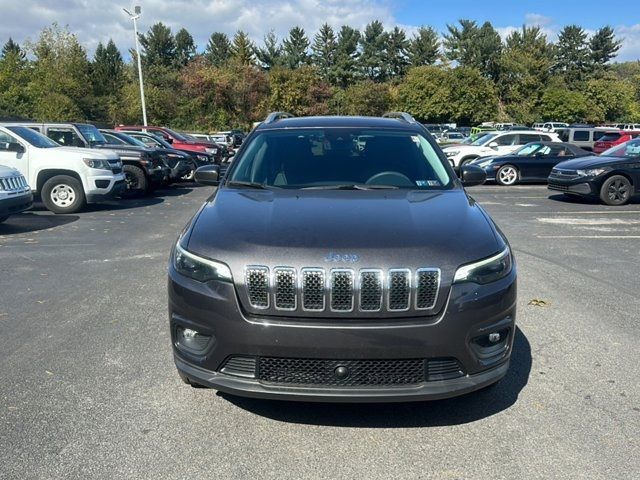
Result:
[0, 175, 28, 192]
[244, 266, 441, 314]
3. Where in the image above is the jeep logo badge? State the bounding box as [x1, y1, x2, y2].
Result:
[324, 252, 359, 263]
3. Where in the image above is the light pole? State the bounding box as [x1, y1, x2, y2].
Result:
[123, 6, 148, 126]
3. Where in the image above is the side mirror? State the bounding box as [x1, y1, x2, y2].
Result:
[165, 137, 173, 144]
[194, 165, 220, 186]
[460, 164, 486, 187]
[488, 141, 499, 148]
[0, 142, 25, 153]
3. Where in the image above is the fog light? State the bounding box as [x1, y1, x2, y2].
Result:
[488, 332, 501, 343]
[176, 326, 212, 354]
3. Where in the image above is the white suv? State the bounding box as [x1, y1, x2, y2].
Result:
[442, 131, 560, 168]
[0, 164, 32, 223]
[0, 125, 125, 213]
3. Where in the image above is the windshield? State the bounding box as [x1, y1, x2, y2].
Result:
[228, 128, 453, 189]
[514, 143, 544, 156]
[113, 132, 149, 148]
[77, 124, 107, 145]
[471, 133, 497, 146]
[601, 139, 640, 157]
[162, 128, 188, 141]
[131, 133, 171, 148]
[7, 126, 59, 148]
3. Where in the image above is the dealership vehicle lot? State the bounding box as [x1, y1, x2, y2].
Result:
[0, 184, 638, 479]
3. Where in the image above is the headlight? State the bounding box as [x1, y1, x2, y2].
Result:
[576, 168, 608, 177]
[173, 241, 232, 283]
[196, 154, 209, 162]
[445, 150, 459, 157]
[453, 247, 513, 285]
[83, 158, 112, 170]
[205, 148, 218, 154]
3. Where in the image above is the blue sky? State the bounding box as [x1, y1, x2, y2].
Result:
[1, 1, 639, 61]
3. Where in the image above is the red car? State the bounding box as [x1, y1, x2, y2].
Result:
[115, 125, 226, 161]
[593, 130, 640, 154]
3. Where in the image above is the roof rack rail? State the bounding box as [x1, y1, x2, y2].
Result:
[264, 111, 295, 124]
[382, 112, 418, 124]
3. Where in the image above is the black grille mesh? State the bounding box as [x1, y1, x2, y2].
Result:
[258, 357, 426, 386]
[360, 270, 383, 311]
[416, 270, 439, 309]
[246, 267, 269, 308]
[331, 270, 354, 311]
[302, 269, 325, 310]
[388, 270, 410, 310]
[274, 268, 296, 310]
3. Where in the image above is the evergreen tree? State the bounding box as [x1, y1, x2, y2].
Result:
[311, 24, 338, 82]
[359, 20, 388, 81]
[334, 26, 360, 87]
[174, 28, 196, 67]
[230, 31, 255, 66]
[553, 25, 590, 85]
[138, 22, 176, 68]
[1, 37, 24, 60]
[386, 26, 410, 78]
[283, 26, 310, 69]
[256, 30, 284, 70]
[590, 26, 621, 70]
[205, 32, 231, 67]
[91, 39, 125, 96]
[0, 38, 30, 117]
[443, 20, 502, 80]
[408, 27, 440, 67]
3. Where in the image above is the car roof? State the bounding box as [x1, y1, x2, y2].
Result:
[254, 115, 425, 131]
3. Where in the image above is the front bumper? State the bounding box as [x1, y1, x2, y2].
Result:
[548, 179, 596, 196]
[85, 174, 126, 203]
[168, 265, 517, 402]
[0, 191, 33, 217]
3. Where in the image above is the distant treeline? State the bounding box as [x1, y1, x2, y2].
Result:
[1, 20, 638, 130]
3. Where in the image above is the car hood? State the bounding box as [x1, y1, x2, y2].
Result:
[56, 146, 119, 160]
[0, 164, 21, 176]
[187, 187, 502, 278]
[555, 155, 633, 170]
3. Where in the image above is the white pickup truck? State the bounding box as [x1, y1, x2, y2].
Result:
[0, 164, 32, 223]
[0, 125, 125, 213]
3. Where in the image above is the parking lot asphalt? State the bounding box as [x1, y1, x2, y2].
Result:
[0, 184, 638, 480]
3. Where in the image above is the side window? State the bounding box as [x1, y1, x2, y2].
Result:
[573, 130, 590, 141]
[136, 136, 156, 147]
[46, 127, 85, 147]
[520, 134, 541, 143]
[0, 131, 14, 143]
[102, 133, 126, 145]
[593, 131, 606, 141]
[495, 134, 517, 146]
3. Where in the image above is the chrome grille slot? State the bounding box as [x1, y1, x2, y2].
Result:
[302, 268, 325, 311]
[415, 269, 440, 310]
[274, 267, 296, 310]
[330, 269, 354, 312]
[245, 266, 269, 309]
[388, 269, 411, 311]
[359, 270, 383, 311]
[0, 175, 27, 192]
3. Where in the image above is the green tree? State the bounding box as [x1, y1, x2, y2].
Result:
[283, 26, 310, 69]
[174, 28, 196, 67]
[540, 85, 593, 123]
[359, 20, 388, 81]
[256, 30, 284, 70]
[396, 66, 453, 122]
[334, 26, 360, 87]
[230, 31, 255, 66]
[311, 23, 337, 82]
[408, 27, 440, 67]
[589, 26, 621, 71]
[0, 38, 30, 117]
[205, 32, 231, 67]
[138, 22, 176, 68]
[385, 26, 410, 78]
[341, 81, 391, 116]
[448, 67, 499, 124]
[27, 23, 91, 120]
[585, 75, 634, 121]
[443, 20, 502, 80]
[268, 66, 331, 115]
[91, 40, 125, 96]
[553, 25, 590, 86]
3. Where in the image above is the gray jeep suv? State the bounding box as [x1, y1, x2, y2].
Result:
[168, 113, 517, 402]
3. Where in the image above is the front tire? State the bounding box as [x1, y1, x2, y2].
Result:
[41, 175, 86, 214]
[122, 165, 148, 198]
[496, 165, 519, 186]
[600, 175, 632, 206]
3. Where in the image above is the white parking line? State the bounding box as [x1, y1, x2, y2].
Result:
[537, 218, 640, 225]
[536, 235, 640, 239]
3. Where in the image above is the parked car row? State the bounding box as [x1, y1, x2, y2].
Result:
[0, 121, 245, 221]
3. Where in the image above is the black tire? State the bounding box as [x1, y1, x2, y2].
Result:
[496, 164, 519, 186]
[41, 175, 86, 214]
[600, 175, 632, 206]
[122, 164, 148, 198]
[0, 215, 8, 223]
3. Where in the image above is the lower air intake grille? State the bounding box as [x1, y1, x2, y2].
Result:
[426, 358, 465, 381]
[258, 357, 426, 387]
[220, 356, 257, 378]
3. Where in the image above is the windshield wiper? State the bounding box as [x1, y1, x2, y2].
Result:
[225, 180, 269, 189]
[300, 184, 399, 190]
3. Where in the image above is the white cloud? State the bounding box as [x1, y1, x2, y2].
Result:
[524, 13, 553, 27]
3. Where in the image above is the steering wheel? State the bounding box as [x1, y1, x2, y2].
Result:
[365, 171, 414, 187]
